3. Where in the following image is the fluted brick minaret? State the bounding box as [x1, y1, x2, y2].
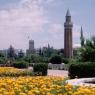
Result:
[64, 9, 73, 59]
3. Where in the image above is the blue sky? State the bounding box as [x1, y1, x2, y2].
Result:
[0, 0, 95, 51]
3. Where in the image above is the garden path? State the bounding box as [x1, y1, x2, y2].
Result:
[48, 70, 68, 77]
[28, 67, 68, 77]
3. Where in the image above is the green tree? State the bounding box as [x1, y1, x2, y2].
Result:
[80, 36, 95, 62]
[0, 52, 6, 64]
[18, 50, 25, 59]
[24, 54, 43, 63]
[0, 52, 5, 57]
[49, 55, 62, 64]
[7, 45, 15, 59]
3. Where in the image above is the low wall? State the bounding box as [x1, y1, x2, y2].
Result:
[48, 63, 68, 70]
[66, 78, 95, 87]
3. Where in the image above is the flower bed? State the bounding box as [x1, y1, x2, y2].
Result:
[0, 67, 95, 95]
[0, 76, 94, 95]
[0, 67, 32, 77]
[0, 76, 74, 95]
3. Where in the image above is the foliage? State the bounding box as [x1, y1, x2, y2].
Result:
[39, 45, 55, 57]
[68, 62, 95, 79]
[0, 46, 62, 64]
[33, 63, 48, 76]
[49, 55, 62, 64]
[0, 58, 5, 64]
[80, 36, 95, 62]
[80, 47, 95, 62]
[7, 45, 16, 59]
[62, 58, 69, 64]
[24, 54, 49, 63]
[18, 50, 25, 58]
[0, 52, 6, 64]
[0, 52, 5, 57]
[13, 61, 29, 69]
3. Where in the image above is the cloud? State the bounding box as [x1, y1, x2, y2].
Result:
[0, 0, 49, 50]
[0, 0, 47, 30]
[0, 0, 65, 50]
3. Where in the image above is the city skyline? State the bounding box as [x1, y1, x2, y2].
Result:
[0, 0, 95, 51]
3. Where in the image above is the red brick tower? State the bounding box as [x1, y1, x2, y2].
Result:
[64, 9, 73, 59]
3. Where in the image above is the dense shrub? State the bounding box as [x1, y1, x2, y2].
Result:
[49, 55, 62, 64]
[13, 61, 29, 69]
[68, 62, 95, 79]
[0, 58, 5, 64]
[80, 37, 95, 62]
[62, 58, 69, 64]
[80, 47, 95, 62]
[33, 63, 48, 76]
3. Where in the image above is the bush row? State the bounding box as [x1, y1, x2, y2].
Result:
[68, 62, 95, 79]
[13, 61, 48, 76]
[13, 61, 29, 69]
[33, 63, 48, 76]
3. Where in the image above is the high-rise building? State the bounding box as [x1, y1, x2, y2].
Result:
[64, 9, 73, 59]
[26, 39, 35, 55]
[29, 40, 34, 50]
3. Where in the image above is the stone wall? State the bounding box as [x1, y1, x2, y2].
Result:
[48, 63, 65, 70]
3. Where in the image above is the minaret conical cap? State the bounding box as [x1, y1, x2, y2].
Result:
[80, 26, 84, 38]
[66, 9, 71, 16]
[81, 26, 83, 33]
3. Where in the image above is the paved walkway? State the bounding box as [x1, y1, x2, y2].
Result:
[48, 70, 68, 77]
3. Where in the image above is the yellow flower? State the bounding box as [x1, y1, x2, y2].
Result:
[0, 67, 95, 95]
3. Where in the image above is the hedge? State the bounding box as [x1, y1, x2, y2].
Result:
[33, 63, 48, 76]
[68, 62, 95, 79]
[62, 58, 69, 64]
[13, 61, 29, 69]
